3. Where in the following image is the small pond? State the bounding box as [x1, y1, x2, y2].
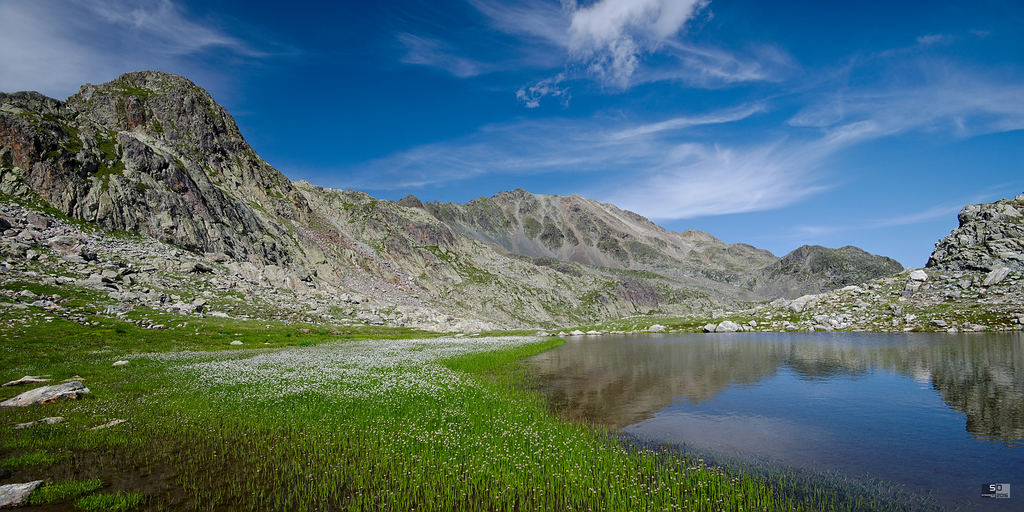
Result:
[527, 332, 1023, 510]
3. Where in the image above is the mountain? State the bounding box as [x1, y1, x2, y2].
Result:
[745, 245, 904, 299]
[424, 189, 777, 281]
[0, 71, 906, 329]
[0, 73, 332, 279]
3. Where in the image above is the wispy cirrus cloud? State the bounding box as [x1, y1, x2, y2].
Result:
[609, 103, 765, 139]
[790, 61, 1024, 139]
[789, 194, 997, 243]
[398, 33, 496, 78]
[85, 0, 261, 57]
[605, 142, 831, 219]
[347, 47, 1024, 222]
[0, 0, 262, 97]
[336, 102, 834, 220]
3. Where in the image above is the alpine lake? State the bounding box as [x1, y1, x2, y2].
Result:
[526, 331, 1023, 511]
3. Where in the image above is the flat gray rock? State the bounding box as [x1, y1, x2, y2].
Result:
[90, 419, 127, 430]
[983, 267, 1012, 286]
[0, 480, 44, 508]
[1, 375, 50, 387]
[14, 416, 65, 429]
[0, 381, 90, 407]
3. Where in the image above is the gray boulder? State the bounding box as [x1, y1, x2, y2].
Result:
[0, 481, 44, 508]
[715, 321, 740, 333]
[0, 381, 90, 407]
[982, 267, 1012, 286]
[787, 299, 807, 313]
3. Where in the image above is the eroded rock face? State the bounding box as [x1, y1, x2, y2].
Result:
[927, 195, 1024, 272]
[0, 72, 325, 276]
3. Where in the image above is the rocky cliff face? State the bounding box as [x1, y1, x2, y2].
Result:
[927, 194, 1024, 272]
[0, 72, 337, 284]
[0, 71, 907, 329]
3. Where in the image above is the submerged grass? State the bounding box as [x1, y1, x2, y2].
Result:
[76, 491, 148, 512]
[1, 313, 920, 511]
[28, 478, 104, 505]
[0, 450, 63, 469]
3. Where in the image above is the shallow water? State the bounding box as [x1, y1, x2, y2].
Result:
[527, 332, 1023, 510]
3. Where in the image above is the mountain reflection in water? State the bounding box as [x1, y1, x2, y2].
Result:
[528, 332, 1023, 509]
[527, 332, 1023, 443]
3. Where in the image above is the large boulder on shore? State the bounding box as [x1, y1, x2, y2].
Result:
[0, 481, 44, 508]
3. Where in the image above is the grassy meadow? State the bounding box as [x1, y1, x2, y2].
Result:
[2, 305, 930, 511]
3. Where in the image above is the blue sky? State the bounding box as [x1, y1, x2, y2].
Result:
[2, 0, 1022, 267]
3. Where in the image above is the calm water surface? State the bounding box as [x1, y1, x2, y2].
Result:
[527, 332, 1023, 511]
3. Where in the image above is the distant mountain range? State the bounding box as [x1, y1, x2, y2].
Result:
[0, 71, 907, 328]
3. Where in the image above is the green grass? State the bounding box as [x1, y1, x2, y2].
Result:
[1, 450, 63, 469]
[28, 478, 103, 505]
[0, 310, 920, 511]
[76, 491, 147, 512]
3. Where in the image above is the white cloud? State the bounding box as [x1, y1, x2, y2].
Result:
[87, 0, 259, 56]
[516, 73, 571, 108]
[401, 1, 791, 107]
[0, 0, 259, 97]
[653, 40, 796, 85]
[871, 203, 967, 228]
[785, 195, 994, 251]
[565, 0, 708, 85]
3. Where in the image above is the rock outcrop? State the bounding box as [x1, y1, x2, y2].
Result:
[927, 194, 1024, 272]
[0, 72, 337, 281]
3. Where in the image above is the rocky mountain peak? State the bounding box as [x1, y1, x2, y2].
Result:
[1, 71, 315, 271]
[927, 194, 1024, 271]
[744, 245, 904, 299]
